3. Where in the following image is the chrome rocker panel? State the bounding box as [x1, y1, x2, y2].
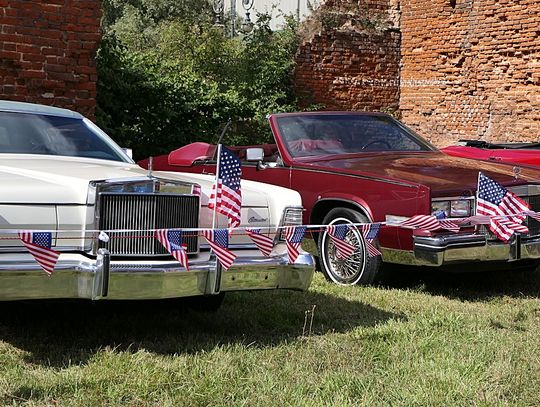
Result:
[0, 249, 315, 300]
[382, 233, 540, 267]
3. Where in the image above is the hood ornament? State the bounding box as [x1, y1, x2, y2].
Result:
[513, 166, 521, 180]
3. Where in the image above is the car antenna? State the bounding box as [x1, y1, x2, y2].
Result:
[213, 118, 232, 160]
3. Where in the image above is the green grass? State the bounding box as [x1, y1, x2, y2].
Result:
[1, 267, 540, 406]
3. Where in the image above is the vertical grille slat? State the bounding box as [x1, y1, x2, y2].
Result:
[525, 195, 540, 236]
[98, 193, 199, 256]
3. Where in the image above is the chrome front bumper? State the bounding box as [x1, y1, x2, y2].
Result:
[0, 248, 315, 300]
[382, 233, 540, 267]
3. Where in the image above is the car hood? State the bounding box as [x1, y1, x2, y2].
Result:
[301, 151, 540, 196]
[0, 155, 267, 206]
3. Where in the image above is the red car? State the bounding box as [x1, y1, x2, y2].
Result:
[443, 140, 540, 167]
[141, 112, 540, 285]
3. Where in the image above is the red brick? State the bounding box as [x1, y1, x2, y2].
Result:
[0, 0, 101, 119]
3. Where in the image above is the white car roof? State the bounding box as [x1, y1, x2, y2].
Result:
[0, 100, 83, 119]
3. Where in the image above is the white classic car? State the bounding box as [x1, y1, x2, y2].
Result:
[0, 100, 314, 305]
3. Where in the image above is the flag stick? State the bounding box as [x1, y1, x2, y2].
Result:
[475, 171, 481, 216]
[212, 144, 222, 230]
[210, 144, 223, 294]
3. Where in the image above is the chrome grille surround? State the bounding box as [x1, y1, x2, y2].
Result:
[91, 178, 200, 257]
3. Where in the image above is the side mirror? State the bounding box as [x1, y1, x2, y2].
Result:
[122, 148, 133, 159]
[246, 147, 264, 161]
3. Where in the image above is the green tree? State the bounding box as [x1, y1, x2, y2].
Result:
[97, 2, 301, 159]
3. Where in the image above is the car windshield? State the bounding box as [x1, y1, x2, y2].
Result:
[275, 114, 436, 158]
[0, 111, 128, 162]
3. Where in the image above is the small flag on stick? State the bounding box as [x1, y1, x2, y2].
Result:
[476, 172, 529, 241]
[208, 146, 242, 229]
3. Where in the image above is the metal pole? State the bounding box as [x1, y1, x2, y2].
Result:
[209, 143, 223, 294]
[297, 0, 300, 22]
[231, 0, 236, 37]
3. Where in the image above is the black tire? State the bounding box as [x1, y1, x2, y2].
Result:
[318, 207, 381, 285]
[187, 293, 225, 312]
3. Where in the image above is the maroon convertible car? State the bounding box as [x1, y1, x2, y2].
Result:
[141, 112, 540, 285]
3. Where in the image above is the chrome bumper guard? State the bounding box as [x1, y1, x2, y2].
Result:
[0, 249, 315, 301]
[382, 233, 540, 267]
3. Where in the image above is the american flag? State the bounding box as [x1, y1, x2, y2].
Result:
[155, 229, 189, 270]
[525, 210, 540, 222]
[208, 146, 242, 229]
[360, 223, 382, 257]
[203, 228, 237, 270]
[476, 172, 529, 241]
[285, 226, 306, 264]
[434, 211, 460, 233]
[246, 228, 274, 257]
[398, 215, 441, 231]
[326, 224, 356, 259]
[18, 231, 60, 276]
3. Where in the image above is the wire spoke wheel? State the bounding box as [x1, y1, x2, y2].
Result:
[321, 217, 366, 284]
[318, 208, 381, 285]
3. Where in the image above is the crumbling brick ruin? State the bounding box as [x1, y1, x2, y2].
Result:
[0, 0, 102, 118]
[295, 0, 540, 146]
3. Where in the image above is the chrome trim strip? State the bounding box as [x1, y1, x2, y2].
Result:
[431, 196, 475, 201]
[382, 234, 540, 267]
[290, 167, 419, 188]
[0, 249, 315, 300]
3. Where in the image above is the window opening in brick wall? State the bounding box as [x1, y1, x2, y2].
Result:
[449, 0, 456, 8]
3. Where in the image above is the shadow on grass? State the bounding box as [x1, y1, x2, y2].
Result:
[0, 288, 404, 368]
[379, 264, 540, 301]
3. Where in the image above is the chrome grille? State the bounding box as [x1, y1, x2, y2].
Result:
[524, 195, 540, 237]
[97, 193, 199, 256]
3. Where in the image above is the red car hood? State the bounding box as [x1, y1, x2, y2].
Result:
[298, 152, 540, 196]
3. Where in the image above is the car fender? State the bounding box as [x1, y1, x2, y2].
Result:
[311, 192, 374, 224]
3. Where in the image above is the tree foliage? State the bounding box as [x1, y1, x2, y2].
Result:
[96, 1, 301, 159]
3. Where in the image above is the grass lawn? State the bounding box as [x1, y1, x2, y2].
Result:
[0, 267, 539, 406]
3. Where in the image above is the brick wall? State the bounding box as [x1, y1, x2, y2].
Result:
[294, 0, 401, 112]
[400, 0, 540, 146]
[0, 0, 102, 118]
[295, 29, 401, 112]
